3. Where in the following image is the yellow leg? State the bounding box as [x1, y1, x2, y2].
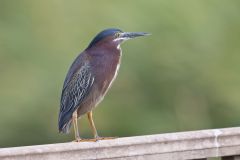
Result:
[72, 111, 81, 141]
[87, 111, 99, 138]
[87, 111, 117, 141]
[72, 111, 114, 142]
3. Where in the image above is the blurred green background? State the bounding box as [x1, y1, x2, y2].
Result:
[0, 0, 240, 148]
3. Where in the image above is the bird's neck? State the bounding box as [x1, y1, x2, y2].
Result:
[87, 44, 122, 57]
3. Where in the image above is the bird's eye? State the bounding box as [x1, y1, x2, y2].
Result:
[115, 32, 121, 38]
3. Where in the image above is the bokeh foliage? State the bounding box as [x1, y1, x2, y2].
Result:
[0, 0, 240, 147]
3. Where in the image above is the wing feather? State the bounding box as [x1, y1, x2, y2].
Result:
[58, 62, 94, 133]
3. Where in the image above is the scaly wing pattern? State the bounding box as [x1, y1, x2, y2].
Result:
[58, 62, 94, 133]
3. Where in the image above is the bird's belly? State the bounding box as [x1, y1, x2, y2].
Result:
[77, 63, 120, 117]
[76, 85, 104, 117]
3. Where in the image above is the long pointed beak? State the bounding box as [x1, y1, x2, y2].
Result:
[120, 32, 151, 39]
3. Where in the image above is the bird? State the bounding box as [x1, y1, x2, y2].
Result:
[58, 28, 150, 142]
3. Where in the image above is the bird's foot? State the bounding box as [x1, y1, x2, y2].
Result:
[93, 136, 118, 141]
[72, 138, 82, 142]
[72, 137, 117, 142]
[72, 138, 98, 142]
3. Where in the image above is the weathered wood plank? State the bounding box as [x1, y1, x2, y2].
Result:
[1, 127, 240, 160]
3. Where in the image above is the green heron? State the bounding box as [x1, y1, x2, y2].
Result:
[58, 28, 149, 141]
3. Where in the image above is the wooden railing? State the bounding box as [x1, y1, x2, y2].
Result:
[1, 127, 240, 160]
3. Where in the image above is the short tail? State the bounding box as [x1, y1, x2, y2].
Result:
[59, 120, 72, 134]
[58, 112, 73, 134]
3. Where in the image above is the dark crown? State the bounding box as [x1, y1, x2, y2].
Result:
[87, 28, 122, 49]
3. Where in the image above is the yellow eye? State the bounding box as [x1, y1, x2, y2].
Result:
[115, 32, 121, 38]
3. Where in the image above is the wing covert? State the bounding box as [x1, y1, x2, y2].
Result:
[58, 62, 94, 132]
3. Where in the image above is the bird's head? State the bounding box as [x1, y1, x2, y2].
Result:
[86, 28, 150, 50]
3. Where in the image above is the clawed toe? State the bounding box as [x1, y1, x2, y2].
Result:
[72, 137, 118, 142]
[72, 138, 83, 142]
[95, 136, 117, 141]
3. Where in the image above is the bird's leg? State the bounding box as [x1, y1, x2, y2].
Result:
[72, 111, 81, 142]
[87, 111, 99, 139]
[72, 111, 99, 142]
[87, 111, 116, 141]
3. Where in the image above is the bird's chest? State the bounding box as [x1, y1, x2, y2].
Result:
[92, 53, 121, 97]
